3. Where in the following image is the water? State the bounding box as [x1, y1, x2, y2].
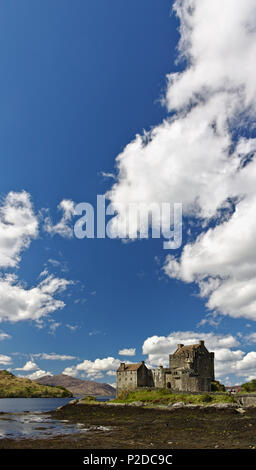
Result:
[0, 413, 111, 439]
[0, 396, 114, 440]
[0, 396, 115, 413]
[96, 395, 115, 402]
[0, 397, 75, 413]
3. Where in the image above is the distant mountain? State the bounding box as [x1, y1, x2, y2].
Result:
[0, 370, 72, 398]
[34, 374, 116, 397]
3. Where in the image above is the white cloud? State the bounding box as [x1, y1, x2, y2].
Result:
[100, 171, 115, 180]
[39, 353, 76, 361]
[244, 333, 256, 344]
[244, 375, 256, 382]
[39, 268, 49, 279]
[16, 361, 39, 372]
[0, 274, 72, 323]
[0, 191, 38, 268]
[48, 259, 61, 267]
[48, 321, 61, 334]
[0, 354, 12, 365]
[142, 331, 239, 366]
[63, 357, 121, 380]
[106, 370, 116, 376]
[106, 1, 256, 321]
[235, 352, 256, 374]
[44, 199, 75, 238]
[0, 191, 74, 326]
[25, 370, 53, 380]
[66, 324, 79, 332]
[118, 348, 136, 356]
[63, 366, 78, 377]
[0, 331, 11, 341]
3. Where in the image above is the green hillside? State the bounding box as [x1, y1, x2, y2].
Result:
[0, 370, 73, 398]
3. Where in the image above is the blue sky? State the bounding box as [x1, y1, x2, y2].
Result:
[1, 0, 256, 386]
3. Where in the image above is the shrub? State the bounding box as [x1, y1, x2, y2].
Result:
[200, 394, 212, 403]
[241, 379, 256, 392]
[211, 381, 225, 392]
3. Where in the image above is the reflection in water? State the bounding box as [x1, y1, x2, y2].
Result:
[0, 413, 111, 439]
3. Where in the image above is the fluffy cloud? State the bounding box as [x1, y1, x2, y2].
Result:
[106, 370, 116, 376]
[164, 192, 256, 320]
[235, 352, 256, 375]
[0, 354, 12, 365]
[62, 366, 78, 378]
[118, 348, 136, 356]
[0, 191, 74, 325]
[16, 361, 39, 372]
[142, 331, 239, 366]
[0, 273, 72, 323]
[63, 357, 121, 380]
[25, 370, 53, 380]
[44, 199, 75, 238]
[106, 1, 256, 321]
[0, 191, 38, 268]
[244, 333, 256, 344]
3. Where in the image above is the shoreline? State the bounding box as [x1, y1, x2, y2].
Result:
[0, 401, 256, 449]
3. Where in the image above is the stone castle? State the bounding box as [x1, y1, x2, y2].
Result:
[116, 340, 214, 396]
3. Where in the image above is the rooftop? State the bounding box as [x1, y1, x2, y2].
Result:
[117, 363, 144, 372]
[174, 341, 205, 354]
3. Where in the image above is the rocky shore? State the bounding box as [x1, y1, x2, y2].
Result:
[0, 400, 256, 449]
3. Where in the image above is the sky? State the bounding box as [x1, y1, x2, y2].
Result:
[1, 0, 256, 386]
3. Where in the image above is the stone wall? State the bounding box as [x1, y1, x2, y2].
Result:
[169, 344, 214, 382]
[150, 367, 166, 388]
[165, 373, 211, 392]
[137, 364, 150, 387]
[116, 370, 137, 395]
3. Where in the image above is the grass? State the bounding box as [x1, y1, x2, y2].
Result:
[79, 396, 99, 404]
[112, 388, 235, 405]
[0, 370, 73, 398]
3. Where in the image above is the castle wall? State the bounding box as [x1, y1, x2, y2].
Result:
[151, 368, 166, 388]
[137, 364, 150, 387]
[169, 352, 194, 371]
[165, 373, 211, 392]
[169, 345, 215, 382]
[195, 351, 214, 381]
[116, 370, 137, 395]
[117, 342, 214, 395]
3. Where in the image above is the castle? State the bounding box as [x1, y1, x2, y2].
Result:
[116, 340, 214, 396]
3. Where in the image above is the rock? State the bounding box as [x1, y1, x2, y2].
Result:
[127, 401, 144, 407]
[169, 402, 186, 408]
[186, 404, 201, 408]
[105, 402, 127, 406]
[208, 403, 236, 408]
[236, 408, 246, 414]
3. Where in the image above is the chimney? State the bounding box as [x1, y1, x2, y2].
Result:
[177, 343, 184, 349]
[199, 340, 204, 346]
[120, 362, 125, 371]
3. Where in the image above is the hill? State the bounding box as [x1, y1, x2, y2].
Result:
[0, 370, 72, 398]
[34, 374, 116, 396]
